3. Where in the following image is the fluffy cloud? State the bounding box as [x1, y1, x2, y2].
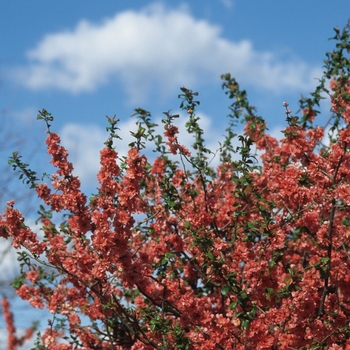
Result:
[13, 3, 320, 103]
[0, 238, 19, 283]
[60, 123, 107, 188]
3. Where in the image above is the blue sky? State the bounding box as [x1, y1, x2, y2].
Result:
[0, 1, 349, 346]
[1, 1, 349, 196]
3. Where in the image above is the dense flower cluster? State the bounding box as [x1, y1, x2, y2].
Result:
[1, 23, 350, 349]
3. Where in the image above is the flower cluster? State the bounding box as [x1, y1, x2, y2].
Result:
[1, 22, 350, 350]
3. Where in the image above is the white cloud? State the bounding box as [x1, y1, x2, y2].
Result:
[0, 238, 19, 282]
[12, 3, 321, 103]
[60, 123, 107, 187]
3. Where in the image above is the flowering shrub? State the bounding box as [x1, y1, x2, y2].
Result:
[1, 24, 350, 349]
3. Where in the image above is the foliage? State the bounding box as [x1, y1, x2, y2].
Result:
[1, 22, 350, 349]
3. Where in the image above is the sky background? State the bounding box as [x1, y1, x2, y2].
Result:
[0, 1, 349, 348]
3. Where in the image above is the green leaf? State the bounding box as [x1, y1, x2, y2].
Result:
[241, 319, 250, 330]
[12, 276, 25, 289]
[207, 251, 214, 260]
[221, 286, 230, 296]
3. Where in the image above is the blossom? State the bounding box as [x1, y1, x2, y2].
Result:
[26, 270, 39, 284]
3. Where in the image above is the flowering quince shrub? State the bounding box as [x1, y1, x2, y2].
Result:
[1, 24, 350, 350]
